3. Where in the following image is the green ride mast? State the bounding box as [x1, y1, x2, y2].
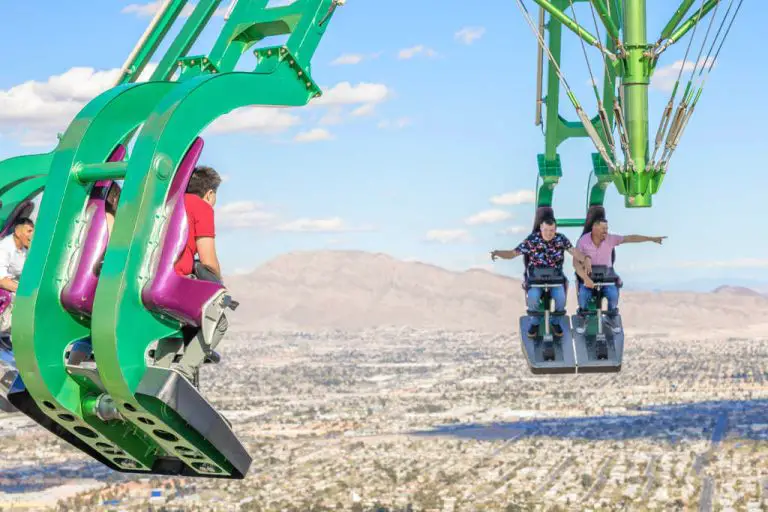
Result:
[517, 0, 743, 224]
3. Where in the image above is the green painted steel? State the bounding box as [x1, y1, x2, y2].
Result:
[11, 0, 342, 478]
[555, 218, 587, 228]
[667, 0, 721, 45]
[531, 0, 600, 46]
[528, 0, 726, 218]
[659, 0, 696, 42]
[0, 153, 52, 227]
[13, 82, 183, 474]
[622, 0, 651, 207]
[536, 0, 618, 215]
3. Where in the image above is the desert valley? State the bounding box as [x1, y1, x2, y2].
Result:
[1, 250, 767, 511]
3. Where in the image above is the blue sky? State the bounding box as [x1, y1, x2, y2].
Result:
[0, 1, 764, 290]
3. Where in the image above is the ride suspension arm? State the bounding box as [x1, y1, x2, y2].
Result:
[520, 0, 735, 210]
[12, 0, 344, 479]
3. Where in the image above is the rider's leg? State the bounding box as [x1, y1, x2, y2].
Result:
[550, 285, 566, 318]
[548, 285, 566, 336]
[603, 286, 620, 313]
[577, 283, 591, 313]
[526, 287, 543, 325]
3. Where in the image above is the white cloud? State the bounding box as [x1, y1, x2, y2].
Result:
[498, 225, 528, 235]
[217, 201, 275, 229]
[490, 189, 536, 206]
[455, 27, 486, 45]
[425, 229, 472, 244]
[331, 54, 365, 65]
[313, 82, 391, 106]
[378, 118, 412, 130]
[464, 209, 512, 225]
[351, 103, 376, 117]
[650, 57, 715, 92]
[294, 128, 334, 142]
[121, 1, 228, 18]
[206, 106, 300, 135]
[275, 217, 373, 233]
[319, 108, 344, 126]
[0, 64, 157, 146]
[398, 45, 437, 60]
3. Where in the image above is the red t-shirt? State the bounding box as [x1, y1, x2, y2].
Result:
[174, 193, 215, 276]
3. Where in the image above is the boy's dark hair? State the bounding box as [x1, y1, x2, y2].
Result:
[186, 166, 222, 198]
[540, 216, 556, 226]
[13, 217, 34, 229]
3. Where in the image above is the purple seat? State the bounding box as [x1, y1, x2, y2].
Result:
[0, 289, 11, 316]
[141, 137, 224, 327]
[60, 145, 126, 317]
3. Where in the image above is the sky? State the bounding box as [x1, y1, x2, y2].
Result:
[0, 1, 764, 291]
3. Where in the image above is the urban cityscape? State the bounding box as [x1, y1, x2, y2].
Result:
[1, 323, 767, 510]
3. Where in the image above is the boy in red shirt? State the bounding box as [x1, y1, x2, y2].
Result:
[173, 165, 228, 385]
[174, 165, 222, 280]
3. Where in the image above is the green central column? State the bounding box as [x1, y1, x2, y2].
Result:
[622, 0, 651, 207]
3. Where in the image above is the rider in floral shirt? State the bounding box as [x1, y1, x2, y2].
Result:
[491, 217, 589, 339]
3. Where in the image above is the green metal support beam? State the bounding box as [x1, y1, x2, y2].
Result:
[659, 0, 696, 42]
[667, 0, 721, 45]
[530, 0, 601, 47]
[589, 0, 621, 42]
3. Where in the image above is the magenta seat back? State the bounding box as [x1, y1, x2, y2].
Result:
[0, 289, 12, 316]
[60, 145, 126, 317]
[141, 137, 223, 327]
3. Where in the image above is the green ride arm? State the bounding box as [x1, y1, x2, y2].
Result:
[530, 0, 600, 47]
[666, 0, 722, 46]
[0, 153, 53, 226]
[659, 0, 695, 42]
[13, 81, 183, 475]
[116, 0, 189, 84]
[102, 0, 338, 478]
[11, 0, 342, 479]
[149, 0, 224, 81]
[589, 0, 621, 42]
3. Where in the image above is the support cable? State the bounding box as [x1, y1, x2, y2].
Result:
[648, 0, 707, 170]
[515, 0, 617, 171]
[660, 0, 743, 171]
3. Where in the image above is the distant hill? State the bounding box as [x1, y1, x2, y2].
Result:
[713, 285, 765, 297]
[223, 250, 768, 333]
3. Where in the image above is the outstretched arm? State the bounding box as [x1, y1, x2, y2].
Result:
[490, 249, 521, 261]
[621, 235, 666, 245]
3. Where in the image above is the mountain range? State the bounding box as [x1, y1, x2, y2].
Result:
[223, 250, 768, 333]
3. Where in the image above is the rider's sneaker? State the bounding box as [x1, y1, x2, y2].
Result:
[527, 324, 539, 339]
[550, 323, 564, 338]
[604, 315, 621, 334]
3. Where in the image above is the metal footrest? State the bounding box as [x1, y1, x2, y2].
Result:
[129, 366, 251, 479]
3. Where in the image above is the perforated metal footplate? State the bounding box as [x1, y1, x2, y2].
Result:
[519, 316, 576, 374]
[570, 314, 624, 373]
[135, 367, 251, 478]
